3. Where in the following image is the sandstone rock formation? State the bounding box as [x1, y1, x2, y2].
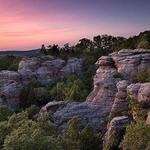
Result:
[0, 56, 82, 110]
[18, 56, 82, 86]
[103, 116, 130, 149]
[0, 70, 20, 81]
[45, 49, 150, 130]
[127, 82, 150, 102]
[109, 80, 129, 119]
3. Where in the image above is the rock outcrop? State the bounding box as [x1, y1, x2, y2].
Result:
[0, 71, 23, 110]
[109, 80, 129, 119]
[45, 49, 150, 130]
[0, 56, 82, 110]
[127, 82, 150, 102]
[103, 116, 130, 149]
[18, 56, 82, 86]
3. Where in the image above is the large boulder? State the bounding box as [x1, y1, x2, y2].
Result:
[0, 80, 24, 110]
[0, 70, 23, 110]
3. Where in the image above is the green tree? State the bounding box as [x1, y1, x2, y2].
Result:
[138, 34, 150, 49]
[25, 105, 40, 119]
[60, 117, 81, 150]
[80, 124, 100, 150]
[47, 44, 60, 56]
[0, 105, 13, 122]
[138, 39, 149, 49]
[120, 119, 150, 150]
[0, 121, 11, 149]
[3, 120, 59, 150]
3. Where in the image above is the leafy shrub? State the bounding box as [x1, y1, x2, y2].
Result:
[127, 96, 149, 120]
[25, 105, 40, 119]
[0, 56, 21, 71]
[59, 117, 101, 150]
[133, 68, 150, 83]
[104, 132, 124, 150]
[120, 119, 150, 150]
[0, 105, 13, 122]
[48, 75, 89, 101]
[3, 120, 59, 150]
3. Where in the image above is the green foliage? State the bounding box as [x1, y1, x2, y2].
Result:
[47, 44, 60, 56]
[20, 85, 49, 108]
[120, 119, 150, 150]
[138, 39, 149, 49]
[25, 105, 40, 119]
[133, 68, 150, 83]
[61, 117, 81, 150]
[0, 121, 11, 149]
[59, 117, 101, 150]
[0, 105, 13, 122]
[38, 112, 56, 135]
[127, 95, 149, 120]
[0, 110, 59, 150]
[20, 79, 40, 108]
[138, 34, 150, 49]
[0, 111, 101, 150]
[80, 124, 100, 150]
[20, 86, 38, 108]
[29, 78, 40, 88]
[0, 112, 29, 149]
[48, 75, 89, 101]
[0, 56, 21, 71]
[3, 120, 59, 150]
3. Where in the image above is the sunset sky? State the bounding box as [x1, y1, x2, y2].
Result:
[0, 0, 150, 50]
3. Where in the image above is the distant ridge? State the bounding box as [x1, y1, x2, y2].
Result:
[0, 49, 40, 57]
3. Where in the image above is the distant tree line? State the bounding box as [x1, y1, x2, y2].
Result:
[41, 30, 150, 59]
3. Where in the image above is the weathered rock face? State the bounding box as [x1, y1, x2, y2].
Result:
[18, 56, 82, 85]
[60, 58, 82, 77]
[0, 71, 23, 110]
[103, 116, 130, 149]
[0, 70, 21, 81]
[46, 49, 150, 130]
[111, 49, 150, 79]
[109, 80, 129, 119]
[0, 56, 82, 110]
[51, 55, 119, 130]
[127, 82, 150, 102]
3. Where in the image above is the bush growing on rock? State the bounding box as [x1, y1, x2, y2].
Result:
[25, 105, 40, 119]
[120, 119, 150, 150]
[133, 68, 150, 83]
